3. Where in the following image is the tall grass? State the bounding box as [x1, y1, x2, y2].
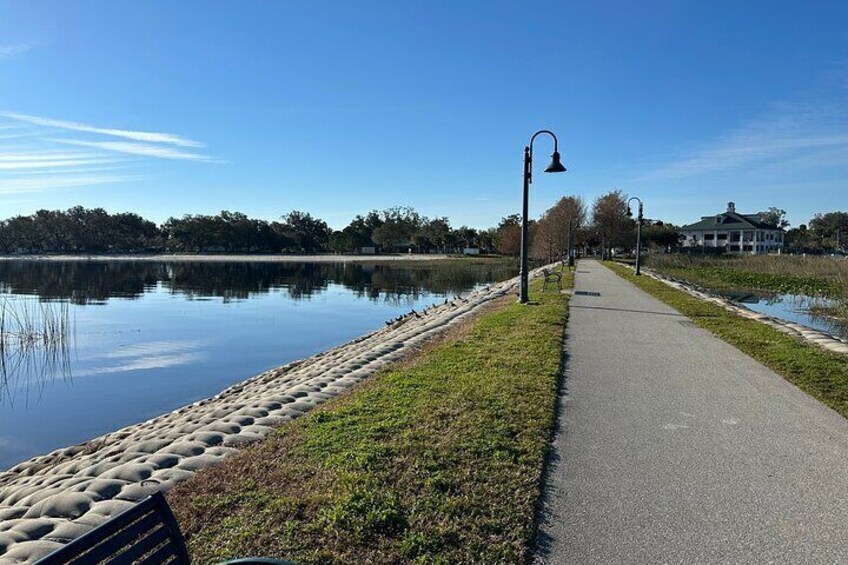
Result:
[645, 254, 848, 298]
[647, 254, 848, 284]
[0, 297, 72, 406]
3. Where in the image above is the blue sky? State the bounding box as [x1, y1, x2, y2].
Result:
[0, 1, 846, 229]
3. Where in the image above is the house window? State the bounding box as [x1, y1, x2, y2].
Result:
[730, 232, 741, 242]
[729, 245, 739, 251]
[717, 233, 728, 240]
[743, 244, 753, 251]
[704, 233, 715, 240]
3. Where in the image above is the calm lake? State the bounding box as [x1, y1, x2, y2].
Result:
[719, 289, 848, 340]
[0, 259, 516, 470]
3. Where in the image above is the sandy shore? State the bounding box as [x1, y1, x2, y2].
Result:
[0, 253, 460, 263]
[0, 268, 537, 564]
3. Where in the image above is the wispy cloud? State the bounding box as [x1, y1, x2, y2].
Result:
[0, 42, 35, 59]
[51, 138, 212, 161]
[0, 111, 204, 147]
[0, 151, 116, 171]
[643, 100, 848, 181]
[0, 110, 217, 195]
[0, 174, 136, 194]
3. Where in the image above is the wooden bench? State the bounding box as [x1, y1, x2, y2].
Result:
[542, 268, 563, 291]
[34, 492, 295, 565]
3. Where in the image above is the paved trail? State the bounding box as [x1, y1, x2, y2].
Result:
[536, 260, 848, 565]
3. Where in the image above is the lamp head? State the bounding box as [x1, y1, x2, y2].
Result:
[544, 151, 567, 173]
[627, 206, 633, 218]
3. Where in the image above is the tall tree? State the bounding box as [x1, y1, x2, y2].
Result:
[759, 207, 790, 229]
[591, 190, 633, 255]
[495, 215, 522, 256]
[279, 211, 331, 253]
[809, 211, 848, 251]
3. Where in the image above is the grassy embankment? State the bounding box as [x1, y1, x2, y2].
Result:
[645, 254, 848, 321]
[168, 272, 570, 565]
[608, 262, 848, 420]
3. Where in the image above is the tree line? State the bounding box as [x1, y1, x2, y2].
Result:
[0, 196, 820, 257]
[0, 205, 503, 255]
[785, 212, 848, 254]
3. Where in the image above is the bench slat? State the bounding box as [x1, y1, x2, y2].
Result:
[68, 511, 162, 565]
[104, 525, 169, 565]
[136, 540, 179, 565]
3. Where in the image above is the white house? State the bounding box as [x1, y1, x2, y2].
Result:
[679, 202, 784, 255]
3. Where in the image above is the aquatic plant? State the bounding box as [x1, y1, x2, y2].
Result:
[0, 297, 72, 406]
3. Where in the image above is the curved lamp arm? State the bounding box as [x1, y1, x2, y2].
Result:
[526, 130, 564, 184]
[530, 129, 559, 153]
[628, 196, 644, 220]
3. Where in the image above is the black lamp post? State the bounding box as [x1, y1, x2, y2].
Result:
[519, 130, 567, 304]
[627, 196, 644, 276]
[567, 218, 576, 268]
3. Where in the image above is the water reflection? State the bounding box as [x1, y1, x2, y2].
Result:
[722, 290, 848, 339]
[74, 340, 205, 377]
[0, 260, 516, 305]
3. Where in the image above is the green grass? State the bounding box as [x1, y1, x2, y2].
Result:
[168, 273, 570, 565]
[608, 262, 848, 419]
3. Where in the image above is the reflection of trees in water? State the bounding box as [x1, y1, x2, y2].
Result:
[0, 298, 72, 407]
[0, 260, 518, 304]
[0, 262, 163, 304]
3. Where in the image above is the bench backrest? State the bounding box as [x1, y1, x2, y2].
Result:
[34, 492, 190, 565]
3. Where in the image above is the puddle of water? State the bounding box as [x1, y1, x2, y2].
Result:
[719, 290, 847, 339]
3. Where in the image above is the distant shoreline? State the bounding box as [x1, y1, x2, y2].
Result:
[0, 253, 470, 263]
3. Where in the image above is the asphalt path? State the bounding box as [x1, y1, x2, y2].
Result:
[535, 260, 848, 564]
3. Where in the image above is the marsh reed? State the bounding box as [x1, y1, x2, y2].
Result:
[0, 297, 72, 406]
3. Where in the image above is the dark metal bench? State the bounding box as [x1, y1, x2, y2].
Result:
[34, 492, 295, 565]
[542, 268, 563, 291]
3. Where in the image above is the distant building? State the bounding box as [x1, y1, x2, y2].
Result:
[462, 247, 480, 255]
[679, 202, 784, 255]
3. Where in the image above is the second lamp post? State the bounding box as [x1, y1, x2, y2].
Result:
[627, 196, 644, 276]
[519, 129, 567, 304]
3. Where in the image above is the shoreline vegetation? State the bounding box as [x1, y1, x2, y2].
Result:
[644, 254, 847, 298]
[608, 262, 848, 420]
[643, 254, 848, 324]
[0, 206, 516, 257]
[167, 273, 571, 564]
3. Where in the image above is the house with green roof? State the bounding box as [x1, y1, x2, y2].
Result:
[679, 202, 784, 255]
